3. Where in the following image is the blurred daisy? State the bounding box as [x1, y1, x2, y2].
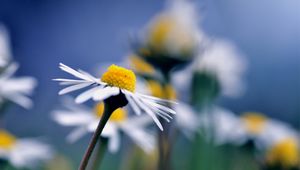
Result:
[173, 40, 247, 100]
[195, 40, 247, 97]
[54, 63, 176, 130]
[136, 0, 204, 68]
[0, 24, 11, 68]
[0, 129, 52, 169]
[198, 106, 246, 145]
[0, 63, 37, 109]
[240, 112, 299, 150]
[201, 110, 299, 150]
[52, 99, 155, 153]
[265, 137, 299, 169]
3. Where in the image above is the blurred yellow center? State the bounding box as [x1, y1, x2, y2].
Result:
[129, 55, 155, 75]
[101, 64, 136, 92]
[94, 102, 127, 122]
[148, 16, 174, 49]
[0, 130, 16, 149]
[241, 112, 267, 134]
[147, 15, 194, 54]
[266, 138, 299, 168]
[147, 80, 176, 100]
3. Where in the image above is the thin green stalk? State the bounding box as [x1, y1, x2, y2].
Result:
[78, 105, 113, 170]
[157, 73, 173, 170]
[78, 93, 128, 170]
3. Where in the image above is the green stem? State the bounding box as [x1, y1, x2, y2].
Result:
[157, 72, 173, 170]
[0, 159, 8, 170]
[78, 93, 128, 170]
[78, 104, 113, 170]
[90, 137, 108, 170]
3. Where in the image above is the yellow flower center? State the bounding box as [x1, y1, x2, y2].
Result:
[241, 112, 267, 134]
[101, 64, 136, 92]
[266, 138, 299, 168]
[0, 130, 16, 149]
[147, 80, 176, 100]
[94, 102, 127, 122]
[129, 55, 155, 75]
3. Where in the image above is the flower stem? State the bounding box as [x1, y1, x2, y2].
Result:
[158, 73, 173, 170]
[90, 137, 108, 170]
[78, 105, 112, 170]
[78, 93, 128, 170]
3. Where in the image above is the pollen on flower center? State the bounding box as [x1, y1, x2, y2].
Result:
[0, 130, 16, 149]
[101, 64, 136, 92]
[241, 112, 267, 134]
[94, 102, 127, 122]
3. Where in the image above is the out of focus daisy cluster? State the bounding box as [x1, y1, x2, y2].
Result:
[0, 24, 53, 170]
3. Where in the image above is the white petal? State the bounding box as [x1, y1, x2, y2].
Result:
[52, 111, 94, 126]
[58, 82, 91, 95]
[92, 87, 119, 101]
[137, 92, 178, 104]
[131, 95, 163, 130]
[53, 78, 88, 85]
[123, 90, 142, 115]
[59, 63, 94, 82]
[67, 126, 89, 143]
[9, 139, 53, 168]
[144, 100, 176, 114]
[5, 94, 33, 109]
[107, 131, 120, 153]
[121, 122, 155, 153]
[124, 115, 153, 127]
[0, 62, 18, 79]
[75, 86, 101, 103]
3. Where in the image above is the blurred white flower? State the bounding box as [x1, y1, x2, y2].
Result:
[199, 109, 299, 151]
[54, 63, 176, 130]
[173, 40, 247, 99]
[199, 106, 246, 145]
[0, 63, 37, 109]
[251, 114, 299, 150]
[139, 0, 204, 61]
[173, 102, 200, 139]
[195, 40, 247, 97]
[0, 130, 53, 169]
[0, 24, 11, 67]
[52, 99, 155, 153]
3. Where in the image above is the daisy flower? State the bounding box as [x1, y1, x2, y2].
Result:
[0, 62, 37, 109]
[0, 24, 11, 68]
[240, 113, 300, 169]
[134, 0, 204, 70]
[52, 99, 155, 153]
[200, 110, 299, 150]
[195, 40, 247, 97]
[54, 63, 176, 131]
[173, 39, 247, 101]
[0, 129, 53, 169]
